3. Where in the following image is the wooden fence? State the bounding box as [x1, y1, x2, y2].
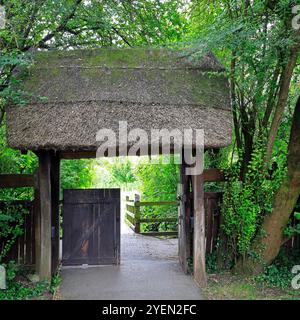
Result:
[0, 200, 35, 266]
[125, 192, 223, 253]
[204, 192, 222, 254]
[125, 195, 178, 237]
[0, 171, 299, 268]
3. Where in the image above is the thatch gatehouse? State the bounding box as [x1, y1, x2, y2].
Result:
[6, 48, 232, 287]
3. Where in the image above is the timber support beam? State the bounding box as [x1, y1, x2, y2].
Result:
[35, 150, 60, 281]
[192, 173, 207, 288]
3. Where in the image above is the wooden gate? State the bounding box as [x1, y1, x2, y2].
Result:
[62, 189, 120, 266]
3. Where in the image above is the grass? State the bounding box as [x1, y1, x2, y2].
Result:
[203, 272, 300, 300]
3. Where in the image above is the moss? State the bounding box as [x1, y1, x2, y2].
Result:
[12, 47, 229, 112]
[33, 47, 176, 69]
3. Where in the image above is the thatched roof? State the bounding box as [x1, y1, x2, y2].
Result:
[6, 48, 232, 153]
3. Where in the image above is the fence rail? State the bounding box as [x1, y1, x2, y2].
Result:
[125, 193, 224, 247]
[0, 174, 35, 188]
[125, 196, 178, 236]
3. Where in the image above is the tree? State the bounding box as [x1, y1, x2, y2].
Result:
[0, 0, 187, 126]
[238, 96, 300, 274]
[0, 0, 187, 192]
[189, 0, 300, 270]
[110, 158, 136, 188]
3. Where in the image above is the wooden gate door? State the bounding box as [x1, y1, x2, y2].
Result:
[62, 189, 120, 266]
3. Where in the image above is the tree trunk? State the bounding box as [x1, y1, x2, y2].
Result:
[264, 29, 300, 166]
[235, 96, 300, 274]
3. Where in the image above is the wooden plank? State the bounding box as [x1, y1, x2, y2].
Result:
[59, 151, 97, 159]
[30, 205, 35, 265]
[185, 175, 192, 263]
[25, 207, 31, 264]
[34, 180, 41, 274]
[125, 210, 135, 220]
[203, 169, 225, 182]
[19, 227, 25, 264]
[126, 220, 136, 231]
[0, 174, 35, 188]
[192, 173, 207, 288]
[205, 196, 213, 254]
[62, 189, 121, 266]
[134, 203, 141, 233]
[125, 212, 135, 225]
[126, 205, 136, 213]
[50, 154, 60, 274]
[177, 163, 188, 274]
[36, 151, 52, 281]
[205, 192, 223, 199]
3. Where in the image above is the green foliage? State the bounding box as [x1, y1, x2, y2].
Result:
[0, 123, 37, 200]
[49, 273, 61, 295]
[0, 0, 298, 292]
[135, 156, 179, 200]
[0, 122, 37, 175]
[103, 158, 136, 188]
[188, 1, 299, 270]
[221, 140, 287, 261]
[256, 249, 300, 290]
[284, 212, 300, 238]
[134, 156, 179, 232]
[206, 252, 219, 274]
[60, 159, 95, 191]
[0, 262, 50, 300]
[0, 204, 29, 262]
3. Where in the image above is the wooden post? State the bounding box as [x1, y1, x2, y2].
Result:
[177, 181, 185, 269]
[192, 173, 207, 287]
[178, 161, 192, 274]
[134, 194, 141, 234]
[50, 153, 60, 274]
[35, 151, 52, 281]
[184, 173, 192, 270]
[34, 173, 41, 277]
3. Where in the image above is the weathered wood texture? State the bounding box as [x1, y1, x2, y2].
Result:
[192, 173, 207, 287]
[36, 151, 52, 280]
[0, 174, 35, 188]
[205, 192, 222, 254]
[62, 189, 120, 266]
[203, 169, 225, 182]
[50, 154, 60, 274]
[3, 194, 299, 271]
[2, 168, 299, 278]
[125, 197, 178, 237]
[178, 161, 192, 274]
[125, 191, 225, 254]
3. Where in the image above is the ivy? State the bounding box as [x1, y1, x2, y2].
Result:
[0, 203, 29, 263]
[221, 139, 287, 262]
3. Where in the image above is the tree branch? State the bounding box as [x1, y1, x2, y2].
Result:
[36, 0, 83, 48]
[264, 29, 300, 166]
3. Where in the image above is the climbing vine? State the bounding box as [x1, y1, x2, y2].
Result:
[221, 138, 288, 263]
[0, 203, 28, 262]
